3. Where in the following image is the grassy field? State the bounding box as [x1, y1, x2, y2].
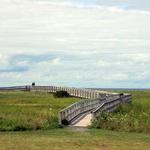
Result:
[92, 91, 150, 133]
[0, 91, 80, 131]
[0, 129, 150, 150]
[0, 90, 150, 133]
[0, 90, 150, 150]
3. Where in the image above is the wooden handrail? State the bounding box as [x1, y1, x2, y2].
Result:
[58, 94, 132, 125]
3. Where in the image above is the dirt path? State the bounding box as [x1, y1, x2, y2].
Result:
[73, 113, 93, 127]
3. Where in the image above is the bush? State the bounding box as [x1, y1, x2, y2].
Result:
[13, 125, 29, 131]
[54, 91, 70, 98]
[32, 82, 35, 86]
[91, 104, 150, 134]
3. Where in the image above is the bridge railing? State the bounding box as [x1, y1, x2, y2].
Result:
[58, 98, 105, 125]
[0, 85, 120, 100]
[92, 94, 132, 117]
[59, 94, 132, 125]
[30, 86, 120, 100]
[0, 86, 30, 91]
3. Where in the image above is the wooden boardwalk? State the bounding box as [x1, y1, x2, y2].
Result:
[0, 85, 132, 127]
[73, 113, 92, 127]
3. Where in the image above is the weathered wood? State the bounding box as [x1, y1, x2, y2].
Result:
[7, 85, 130, 126]
[30, 86, 120, 99]
[58, 94, 132, 125]
[0, 85, 132, 126]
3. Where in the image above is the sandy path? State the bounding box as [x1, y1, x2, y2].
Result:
[73, 114, 93, 127]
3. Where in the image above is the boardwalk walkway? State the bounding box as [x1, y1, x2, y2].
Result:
[73, 113, 93, 127]
[0, 85, 132, 127]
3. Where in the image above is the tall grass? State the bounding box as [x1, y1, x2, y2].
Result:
[0, 91, 80, 131]
[92, 91, 150, 134]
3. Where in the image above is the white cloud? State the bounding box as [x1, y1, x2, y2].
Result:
[51, 57, 61, 65]
[0, 53, 9, 68]
[16, 60, 30, 67]
[96, 60, 110, 67]
[0, 0, 150, 87]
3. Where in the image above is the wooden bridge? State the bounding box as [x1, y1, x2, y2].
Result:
[0, 85, 132, 127]
[30, 86, 132, 127]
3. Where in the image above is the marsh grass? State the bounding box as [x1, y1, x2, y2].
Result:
[92, 91, 150, 134]
[0, 91, 80, 131]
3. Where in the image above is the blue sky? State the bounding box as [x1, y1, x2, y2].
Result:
[0, 0, 150, 88]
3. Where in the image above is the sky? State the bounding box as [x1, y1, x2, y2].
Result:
[0, 0, 150, 88]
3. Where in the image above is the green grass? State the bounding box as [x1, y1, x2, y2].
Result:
[1, 90, 150, 133]
[92, 91, 150, 133]
[0, 91, 80, 131]
[0, 90, 150, 150]
[0, 129, 150, 150]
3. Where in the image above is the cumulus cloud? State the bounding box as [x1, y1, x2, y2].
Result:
[0, 0, 150, 87]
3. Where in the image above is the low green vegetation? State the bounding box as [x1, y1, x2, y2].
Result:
[92, 91, 150, 134]
[0, 90, 150, 150]
[0, 129, 150, 150]
[0, 91, 80, 131]
[54, 90, 70, 98]
[0, 90, 150, 134]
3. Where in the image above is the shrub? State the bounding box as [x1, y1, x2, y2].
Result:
[91, 104, 150, 134]
[61, 119, 69, 125]
[13, 125, 30, 131]
[32, 82, 35, 86]
[54, 91, 70, 98]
